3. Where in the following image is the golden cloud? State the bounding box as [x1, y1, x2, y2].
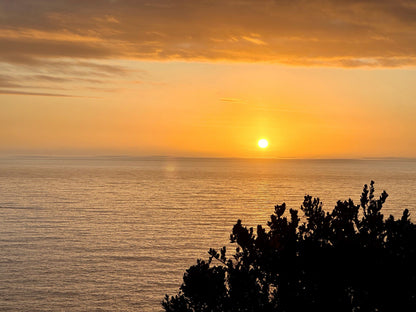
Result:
[0, 0, 416, 67]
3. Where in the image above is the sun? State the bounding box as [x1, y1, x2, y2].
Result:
[258, 139, 269, 148]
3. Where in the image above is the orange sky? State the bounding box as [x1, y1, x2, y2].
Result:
[1, 0, 416, 158]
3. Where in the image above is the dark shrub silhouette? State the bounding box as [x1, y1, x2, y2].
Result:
[162, 181, 416, 311]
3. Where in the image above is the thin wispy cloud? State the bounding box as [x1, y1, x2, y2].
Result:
[220, 98, 246, 103]
[241, 36, 267, 46]
[0, 56, 145, 96]
[0, 89, 84, 97]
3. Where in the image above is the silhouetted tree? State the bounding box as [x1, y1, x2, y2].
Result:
[162, 181, 416, 312]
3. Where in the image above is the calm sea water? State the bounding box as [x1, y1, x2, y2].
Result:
[1, 157, 416, 311]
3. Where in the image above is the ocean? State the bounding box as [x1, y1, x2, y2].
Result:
[1, 157, 415, 311]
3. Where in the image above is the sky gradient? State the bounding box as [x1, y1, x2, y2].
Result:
[1, 0, 416, 158]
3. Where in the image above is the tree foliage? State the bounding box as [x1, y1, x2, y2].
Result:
[162, 181, 416, 311]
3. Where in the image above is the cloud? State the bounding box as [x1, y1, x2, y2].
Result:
[0, 75, 23, 88]
[0, 0, 416, 67]
[220, 98, 246, 103]
[0, 54, 146, 96]
[0, 89, 81, 97]
[242, 36, 267, 46]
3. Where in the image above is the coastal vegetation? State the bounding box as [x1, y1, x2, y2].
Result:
[163, 181, 416, 311]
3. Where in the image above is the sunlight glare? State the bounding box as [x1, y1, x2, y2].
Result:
[258, 139, 269, 148]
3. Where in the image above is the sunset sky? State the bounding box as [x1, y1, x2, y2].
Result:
[1, 0, 416, 158]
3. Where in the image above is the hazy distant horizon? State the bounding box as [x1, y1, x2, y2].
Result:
[2, 153, 416, 165]
[2, 153, 416, 160]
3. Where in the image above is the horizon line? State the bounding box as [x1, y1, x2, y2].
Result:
[1, 154, 415, 162]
